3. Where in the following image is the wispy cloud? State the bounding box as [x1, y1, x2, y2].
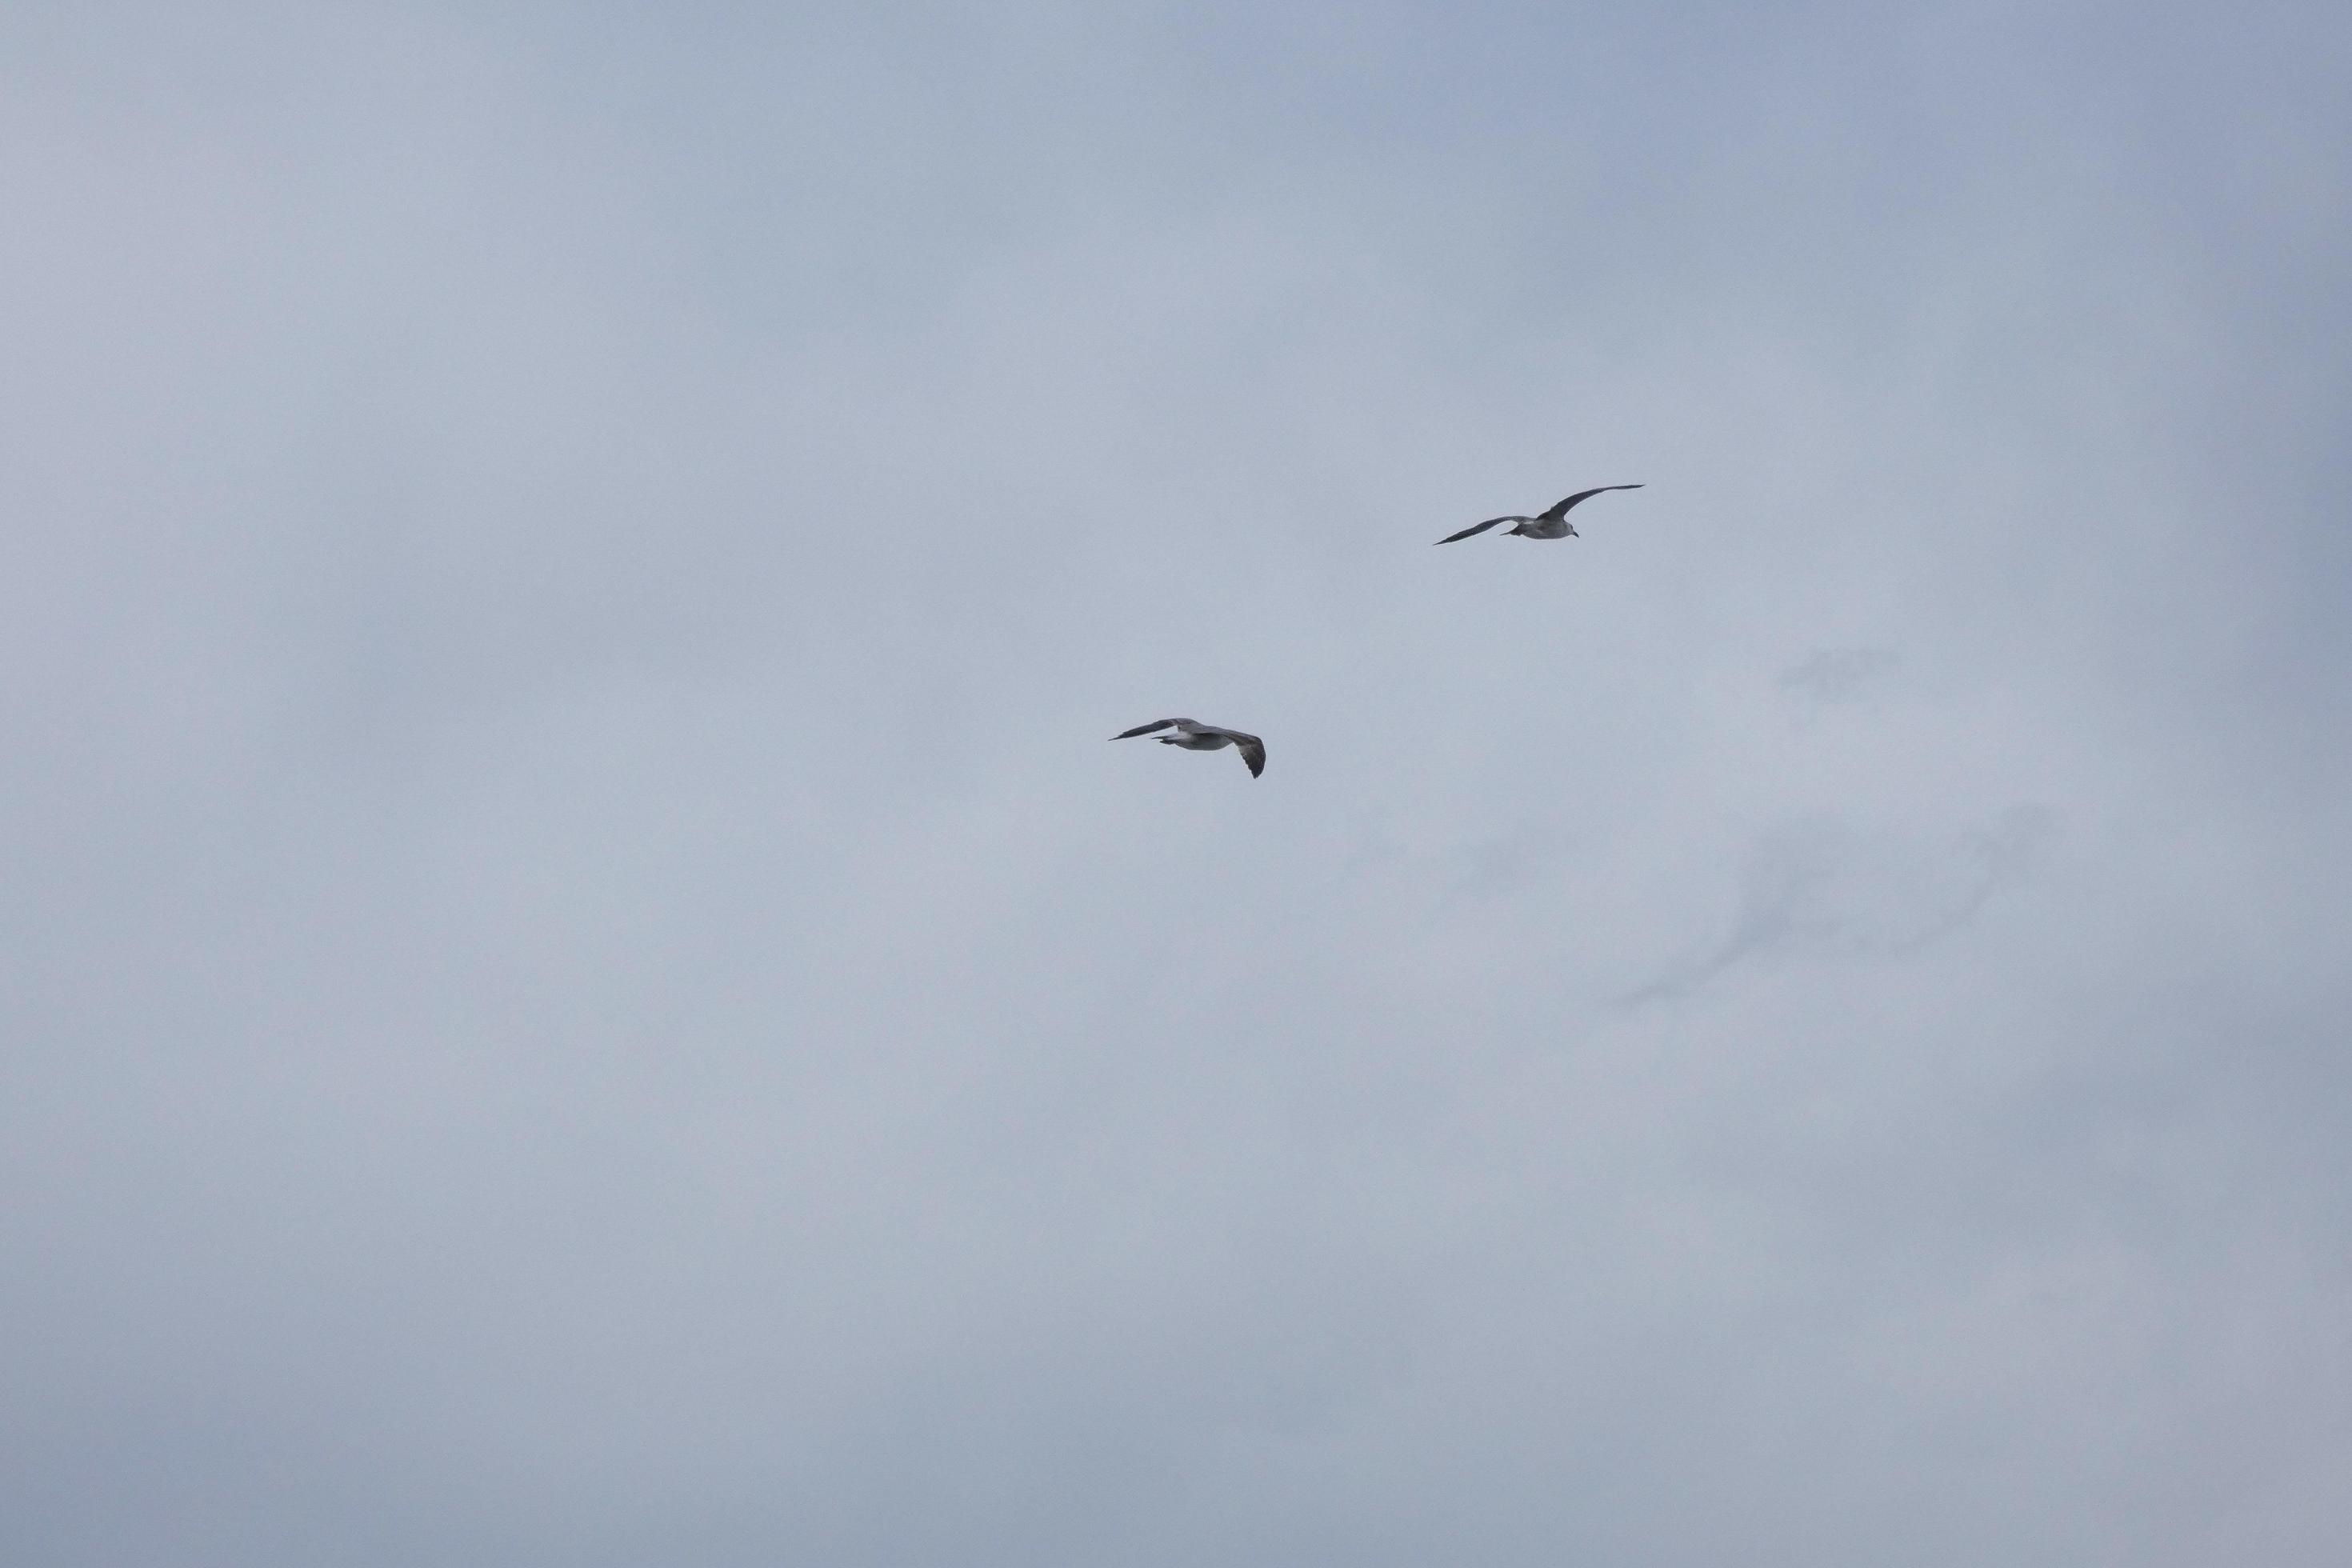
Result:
[1620, 805, 2057, 1004]
[1780, 646, 1902, 704]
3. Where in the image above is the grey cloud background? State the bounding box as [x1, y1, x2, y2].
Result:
[3, 1, 2349, 1562]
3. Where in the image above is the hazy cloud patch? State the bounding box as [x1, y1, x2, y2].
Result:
[1622, 803, 2058, 1003]
[1780, 645, 1902, 704]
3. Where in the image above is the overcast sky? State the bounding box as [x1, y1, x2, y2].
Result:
[5, 2, 2350, 1563]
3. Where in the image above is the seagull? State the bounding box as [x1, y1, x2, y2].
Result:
[1110, 718, 1266, 778]
[1434, 484, 1643, 544]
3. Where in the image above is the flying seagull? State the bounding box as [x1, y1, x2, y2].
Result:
[1434, 484, 1643, 544]
[1111, 718, 1266, 778]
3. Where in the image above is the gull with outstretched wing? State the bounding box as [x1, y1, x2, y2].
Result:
[1435, 484, 1642, 544]
[1110, 718, 1266, 778]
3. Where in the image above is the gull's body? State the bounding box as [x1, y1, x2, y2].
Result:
[1111, 718, 1266, 778]
[1435, 484, 1642, 545]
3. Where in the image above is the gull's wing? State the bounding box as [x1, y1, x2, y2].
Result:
[1434, 515, 1523, 545]
[1111, 718, 1183, 739]
[1538, 484, 1643, 521]
[1222, 732, 1266, 778]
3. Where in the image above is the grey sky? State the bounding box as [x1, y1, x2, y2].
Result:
[4, 2, 2349, 1562]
